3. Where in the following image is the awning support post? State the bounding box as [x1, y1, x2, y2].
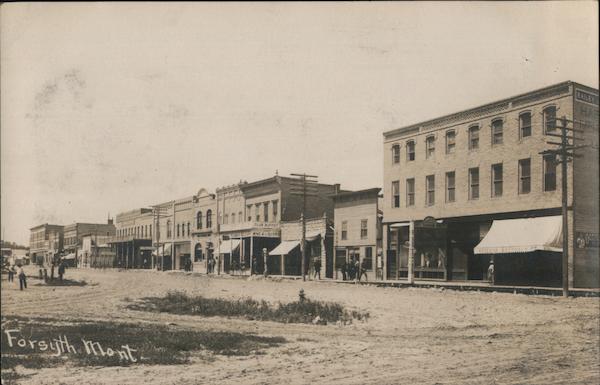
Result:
[408, 221, 415, 285]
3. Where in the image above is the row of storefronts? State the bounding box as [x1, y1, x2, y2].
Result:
[30, 82, 598, 289]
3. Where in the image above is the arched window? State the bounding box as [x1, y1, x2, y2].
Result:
[206, 210, 212, 228]
[231, 213, 236, 224]
[392, 144, 400, 164]
[543, 106, 557, 133]
[491, 119, 503, 145]
[196, 211, 203, 229]
[519, 111, 532, 138]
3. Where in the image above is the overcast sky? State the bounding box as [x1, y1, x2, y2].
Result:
[1, 2, 598, 245]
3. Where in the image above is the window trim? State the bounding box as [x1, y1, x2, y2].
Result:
[392, 180, 400, 208]
[518, 111, 532, 139]
[341, 221, 348, 241]
[360, 219, 368, 239]
[468, 124, 480, 150]
[392, 143, 401, 164]
[491, 118, 504, 146]
[425, 135, 435, 159]
[518, 158, 531, 195]
[406, 140, 416, 161]
[543, 154, 557, 192]
[445, 171, 456, 203]
[469, 167, 480, 200]
[445, 130, 456, 154]
[406, 178, 415, 207]
[491, 163, 503, 198]
[425, 174, 435, 206]
[543, 105, 558, 134]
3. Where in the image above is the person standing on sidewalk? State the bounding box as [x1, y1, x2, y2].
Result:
[58, 260, 66, 282]
[17, 264, 27, 290]
[313, 258, 321, 280]
[359, 258, 368, 282]
[487, 259, 495, 285]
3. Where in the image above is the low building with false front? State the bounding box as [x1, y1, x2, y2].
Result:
[109, 208, 154, 269]
[268, 216, 333, 277]
[214, 174, 343, 277]
[80, 234, 115, 268]
[62, 220, 116, 266]
[29, 224, 64, 267]
[382, 81, 599, 288]
[333, 188, 383, 280]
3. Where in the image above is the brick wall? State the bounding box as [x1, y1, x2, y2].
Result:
[383, 86, 574, 223]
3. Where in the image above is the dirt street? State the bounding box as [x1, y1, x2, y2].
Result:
[2, 266, 599, 385]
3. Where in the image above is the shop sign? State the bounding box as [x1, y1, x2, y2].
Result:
[575, 89, 599, 106]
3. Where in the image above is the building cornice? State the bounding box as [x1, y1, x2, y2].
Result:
[383, 81, 596, 141]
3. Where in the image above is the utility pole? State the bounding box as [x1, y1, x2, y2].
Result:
[290, 173, 318, 281]
[152, 205, 169, 271]
[540, 116, 587, 297]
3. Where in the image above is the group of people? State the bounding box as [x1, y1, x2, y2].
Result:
[340, 257, 368, 282]
[6, 263, 28, 290]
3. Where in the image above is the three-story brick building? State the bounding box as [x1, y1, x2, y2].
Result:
[382, 81, 598, 288]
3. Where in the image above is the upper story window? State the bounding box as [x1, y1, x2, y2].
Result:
[468, 125, 480, 150]
[469, 167, 479, 200]
[206, 210, 212, 228]
[239, 211, 243, 222]
[446, 130, 456, 154]
[255, 204, 261, 222]
[492, 119, 503, 145]
[392, 144, 400, 164]
[425, 136, 435, 159]
[360, 219, 368, 239]
[341, 221, 348, 240]
[492, 163, 503, 197]
[187, 222, 190, 236]
[167, 220, 172, 238]
[543, 154, 557, 191]
[426, 175, 435, 206]
[264, 203, 269, 222]
[231, 213, 236, 224]
[406, 178, 415, 206]
[196, 211, 203, 229]
[406, 140, 415, 161]
[519, 112, 532, 138]
[224, 214, 229, 225]
[446, 171, 456, 202]
[519, 158, 531, 194]
[247, 205, 252, 222]
[544, 106, 557, 133]
[392, 180, 400, 208]
[177, 223, 180, 237]
[272, 200, 278, 220]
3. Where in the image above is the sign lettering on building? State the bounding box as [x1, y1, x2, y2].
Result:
[575, 90, 599, 106]
[576, 232, 599, 249]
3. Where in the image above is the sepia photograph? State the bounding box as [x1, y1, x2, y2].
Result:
[1, 2, 598, 384]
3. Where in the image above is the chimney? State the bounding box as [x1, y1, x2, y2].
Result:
[334, 183, 341, 194]
[107, 218, 114, 225]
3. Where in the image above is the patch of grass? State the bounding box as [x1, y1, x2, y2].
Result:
[39, 278, 87, 287]
[127, 290, 369, 324]
[1, 315, 285, 381]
